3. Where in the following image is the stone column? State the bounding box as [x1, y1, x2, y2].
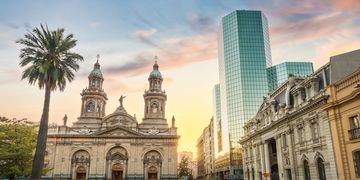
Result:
[259, 143, 265, 179]
[276, 135, 284, 180]
[264, 141, 271, 180]
[288, 129, 297, 179]
[253, 144, 259, 180]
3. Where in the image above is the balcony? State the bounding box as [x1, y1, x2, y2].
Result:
[349, 127, 360, 140]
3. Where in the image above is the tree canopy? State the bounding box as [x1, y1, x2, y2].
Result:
[178, 156, 194, 180]
[0, 117, 37, 179]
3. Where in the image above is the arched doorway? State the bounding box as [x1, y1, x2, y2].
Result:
[71, 150, 90, 180]
[76, 166, 87, 180]
[147, 166, 158, 180]
[112, 163, 124, 180]
[143, 150, 162, 180]
[106, 146, 128, 179]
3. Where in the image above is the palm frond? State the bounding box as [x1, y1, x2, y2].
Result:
[17, 23, 84, 92]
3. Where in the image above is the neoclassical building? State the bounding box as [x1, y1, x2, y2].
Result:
[240, 64, 337, 180]
[45, 57, 179, 180]
[324, 68, 360, 179]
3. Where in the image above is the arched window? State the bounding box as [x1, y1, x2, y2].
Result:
[304, 160, 311, 180]
[317, 158, 326, 180]
[87, 101, 95, 112]
[151, 102, 158, 113]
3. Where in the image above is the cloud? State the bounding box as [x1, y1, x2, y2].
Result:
[104, 53, 154, 76]
[313, 28, 360, 68]
[103, 30, 217, 77]
[132, 28, 158, 47]
[188, 13, 215, 32]
[89, 21, 101, 28]
[270, 12, 353, 45]
[105, 78, 145, 93]
[250, 0, 360, 46]
[3, 22, 20, 29]
[1, 21, 33, 30]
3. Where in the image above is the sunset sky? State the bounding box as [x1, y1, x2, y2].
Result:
[1, 0, 359, 155]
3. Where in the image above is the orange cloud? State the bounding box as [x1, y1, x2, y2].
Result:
[103, 31, 218, 77]
[270, 12, 354, 45]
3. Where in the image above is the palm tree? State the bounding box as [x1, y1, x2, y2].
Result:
[17, 24, 83, 179]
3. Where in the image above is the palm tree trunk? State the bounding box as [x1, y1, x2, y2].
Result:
[31, 85, 51, 179]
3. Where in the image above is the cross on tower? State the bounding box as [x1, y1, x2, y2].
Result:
[154, 56, 158, 63]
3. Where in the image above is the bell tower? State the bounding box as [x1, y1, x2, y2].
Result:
[140, 56, 168, 129]
[74, 55, 107, 130]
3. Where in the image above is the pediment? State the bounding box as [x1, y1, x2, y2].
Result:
[93, 126, 144, 137]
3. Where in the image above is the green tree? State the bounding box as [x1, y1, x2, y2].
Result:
[178, 156, 194, 180]
[0, 117, 37, 180]
[16, 24, 83, 179]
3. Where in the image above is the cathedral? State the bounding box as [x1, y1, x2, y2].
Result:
[45, 56, 179, 180]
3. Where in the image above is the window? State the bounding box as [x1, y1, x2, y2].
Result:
[286, 169, 292, 180]
[282, 134, 288, 147]
[350, 115, 359, 129]
[86, 101, 95, 112]
[298, 128, 304, 144]
[252, 168, 255, 180]
[303, 160, 311, 180]
[311, 122, 320, 139]
[317, 158, 326, 180]
[151, 102, 158, 113]
[354, 150, 360, 177]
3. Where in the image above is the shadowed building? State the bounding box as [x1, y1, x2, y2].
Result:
[44, 56, 179, 180]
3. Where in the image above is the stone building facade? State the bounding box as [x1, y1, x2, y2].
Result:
[197, 118, 216, 179]
[44, 57, 179, 180]
[324, 68, 360, 180]
[322, 50, 360, 180]
[240, 64, 337, 180]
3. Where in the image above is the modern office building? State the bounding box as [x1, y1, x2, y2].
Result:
[267, 62, 313, 92]
[218, 9, 271, 153]
[213, 84, 222, 156]
[216, 10, 272, 179]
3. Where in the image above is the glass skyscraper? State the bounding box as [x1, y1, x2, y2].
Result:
[212, 84, 222, 158]
[218, 10, 271, 153]
[267, 62, 314, 92]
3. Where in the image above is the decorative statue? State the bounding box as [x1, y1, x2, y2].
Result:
[172, 115, 175, 127]
[63, 114, 68, 126]
[119, 95, 126, 107]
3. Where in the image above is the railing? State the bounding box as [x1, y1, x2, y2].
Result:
[349, 127, 360, 140]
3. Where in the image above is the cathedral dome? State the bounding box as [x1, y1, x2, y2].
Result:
[89, 61, 103, 78]
[149, 59, 162, 79]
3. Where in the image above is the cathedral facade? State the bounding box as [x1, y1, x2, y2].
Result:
[45, 57, 179, 180]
